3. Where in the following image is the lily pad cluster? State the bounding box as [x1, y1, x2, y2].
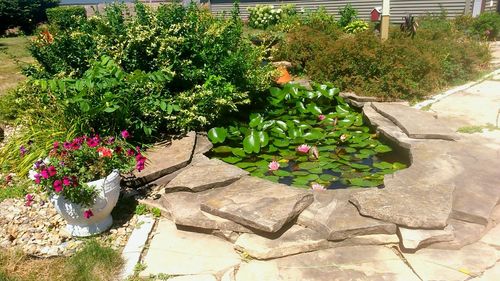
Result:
[208, 83, 406, 189]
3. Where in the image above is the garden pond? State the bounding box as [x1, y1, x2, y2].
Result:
[208, 83, 407, 190]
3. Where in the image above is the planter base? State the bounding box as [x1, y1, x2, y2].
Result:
[66, 215, 113, 237]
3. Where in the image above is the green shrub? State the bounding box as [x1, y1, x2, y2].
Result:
[46, 6, 86, 30]
[22, 2, 273, 137]
[0, 0, 59, 34]
[471, 12, 500, 40]
[276, 26, 489, 101]
[338, 4, 358, 28]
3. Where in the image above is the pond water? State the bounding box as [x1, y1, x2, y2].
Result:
[207, 83, 408, 190]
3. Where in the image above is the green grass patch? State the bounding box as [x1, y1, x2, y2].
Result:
[457, 123, 500, 134]
[0, 184, 27, 202]
[0, 240, 122, 281]
[0, 37, 32, 96]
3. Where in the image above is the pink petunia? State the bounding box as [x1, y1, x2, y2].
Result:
[83, 209, 93, 219]
[296, 144, 311, 154]
[86, 136, 100, 148]
[53, 180, 63, 193]
[41, 169, 50, 179]
[71, 176, 79, 187]
[126, 149, 135, 157]
[47, 166, 57, 177]
[121, 130, 130, 139]
[62, 176, 71, 186]
[53, 141, 59, 149]
[268, 161, 280, 171]
[34, 173, 42, 184]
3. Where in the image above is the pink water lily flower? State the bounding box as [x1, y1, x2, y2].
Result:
[311, 146, 319, 159]
[311, 183, 326, 191]
[296, 144, 311, 154]
[318, 114, 326, 121]
[268, 161, 280, 171]
[83, 209, 94, 219]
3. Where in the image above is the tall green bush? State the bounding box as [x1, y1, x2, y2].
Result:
[471, 12, 500, 40]
[46, 6, 86, 30]
[22, 2, 274, 138]
[0, 0, 59, 34]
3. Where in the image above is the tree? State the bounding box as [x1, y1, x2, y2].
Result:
[0, 0, 60, 34]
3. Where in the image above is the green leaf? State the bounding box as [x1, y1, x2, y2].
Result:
[212, 146, 233, 153]
[349, 178, 380, 187]
[243, 131, 261, 154]
[222, 156, 242, 164]
[236, 162, 256, 169]
[231, 148, 246, 157]
[79, 101, 90, 112]
[276, 120, 288, 131]
[306, 103, 322, 115]
[258, 131, 269, 147]
[273, 170, 291, 177]
[249, 114, 264, 128]
[160, 101, 167, 111]
[208, 127, 228, 144]
[374, 145, 392, 153]
[273, 138, 290, 147]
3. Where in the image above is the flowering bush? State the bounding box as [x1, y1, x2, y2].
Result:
[28, 131, 145, 212]
[248, 5, 282, 29]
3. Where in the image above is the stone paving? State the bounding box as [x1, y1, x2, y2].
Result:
[130, 62, 500, 280]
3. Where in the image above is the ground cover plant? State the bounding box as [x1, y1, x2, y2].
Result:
[209, 83, 406, 189]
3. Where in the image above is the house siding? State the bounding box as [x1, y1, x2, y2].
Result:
[210, 0, 498, 22]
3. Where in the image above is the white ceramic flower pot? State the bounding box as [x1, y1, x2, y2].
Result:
[49, 170, 121, 237]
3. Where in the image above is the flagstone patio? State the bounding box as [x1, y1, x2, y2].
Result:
[123, 69, 500, 280]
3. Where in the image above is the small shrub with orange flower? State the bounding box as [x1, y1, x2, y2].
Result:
[28, 130, 144, 209]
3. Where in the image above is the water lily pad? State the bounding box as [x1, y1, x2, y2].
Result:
[319, 174, 338, 181]
[236, 162, 257, 169]
[222, 156, 242, 164]
[375, 145, 392, 153]
[212, 146, 234, 153]
[298, 162, 320, 170]
[273, 138, 290, 147]
[232, 148, 246, 157]
[292, 171, 309, 176]
[349, 178, 380, 187]
[273, 170, 291, 177]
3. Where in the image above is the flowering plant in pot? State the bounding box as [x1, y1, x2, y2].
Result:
[29, 130, 146, 237]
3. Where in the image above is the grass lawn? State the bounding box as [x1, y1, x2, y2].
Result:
[0, 240, 123, 281]
[0, 37, 32, 96]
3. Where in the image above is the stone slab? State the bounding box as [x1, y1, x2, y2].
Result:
[404, 242, 498, 280]
[201, 177, 313, 233]
[350, 142, 458, 229]
[297, 190, 396, 241]
[429, 219, 486, 250]
[161, 191, 251, 233]
[480, 224, 500, 249]
[471, 262, 500, 281]
[194, 132, 213, 155]
[350, 182, 454, 229]
[235, 245, 419, 281]
[133, 131, 196, 186]
[120, 215, 156, 280]
[140, 219, 240, 277]
[234, 224, 329, 260]
[165, 158, 248, 193]
[331, 234, 400, 247]
[398, 225, 454, 250]
[371, 102, 458, 140]
[362, 105, 418, 150]
[168, 275, 217, 281]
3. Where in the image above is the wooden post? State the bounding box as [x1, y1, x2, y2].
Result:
[381, 0, 390, 41]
